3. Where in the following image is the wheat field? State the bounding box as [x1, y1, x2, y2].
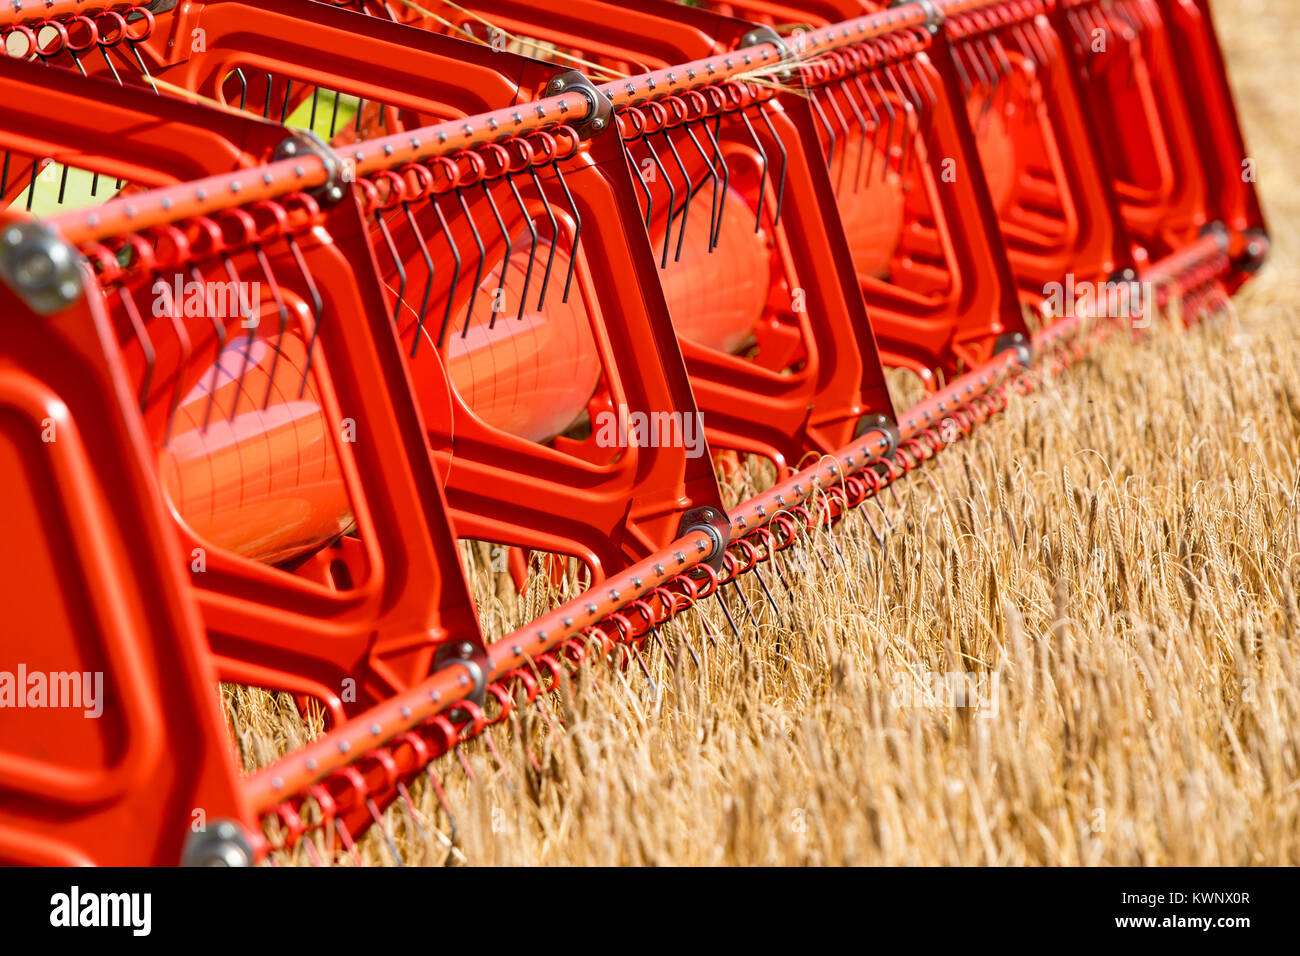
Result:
[228, 0, 1300, 865]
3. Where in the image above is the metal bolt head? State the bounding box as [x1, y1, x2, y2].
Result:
[180, 820, 253, 867]
[0, 223, 83, 315]
[457, 642, 475, 658]
[591, 117, 606, 130]
[550, 78, 565, 91]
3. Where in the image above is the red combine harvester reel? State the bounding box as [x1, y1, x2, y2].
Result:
[0, 0, 1265, 864]
[111, 0, 910, 475]
[331, 0, 1036, 385]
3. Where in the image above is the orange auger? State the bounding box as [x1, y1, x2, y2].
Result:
[0, 0, 1264, 863]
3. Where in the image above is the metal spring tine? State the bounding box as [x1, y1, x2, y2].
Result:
[660, 130, 693, 264]
[228, 68, 246, 109]
[253, 246, 291, 412]
[951, 38, 973, 96]
[117, 284, 155, 412]
[956, 40, 981, 113]
[626, 141, 656, 229]
[808, 86, 838, 178]
[730, 579, 760, 630]
[309, 86, 321, 134]
[430, 194, 462, 350]
[900, 60, 930, 176]
[856, 492, 885, 547]
[1027, 13, 1054, 66]
[692, 117, 725, 252]
[262, 71, 273, 119]
[299, 829, 325, 866]
[329, 89, 343, 140]
[906, 55, 939, 147]
[896, 55, 927, 131]
[201, 261, 230, 432]
[65, 48, 87, 77]
[285, 234, 323, 399]
[24, 159, 38, 212]
[402, 199, 436, 356]
[161, 279, 193, 444]
[1081, 4, 1108, 49]
[823, 81, 854, 195]
[424, 766, 460, 864]
[366, 797, 404, 866]
[884, 63, 918, 178]
[671, 617, 702, 670]
[680, 120, 721, 254]
[333, 818, 363, 867]
[1064, 7, 1089, 58]
[824, 524, 849, 569]
[1109, 3, 1141, 88]
[869, 70, 896, 183]
[451, 740, 475, 782]
[757, 103, 788, 228]
[96, 36, 123, 86]
[989, 34, 1014, 113]
[648, 623, 675, 669]
[550, 157, 582, 304]
[355, 97, 365, 133]
[502, 169, 539, 321]
[1093, 6, 1132, 87]
[751, 563, 784, 626]
[1009, 21, 1038, 73]
[770, 551, 795, 596]
[976, 37, 1001, 129]
[1114, 0, 1141, 36]
[373, 207, 409, 332]
[850, 73, 883, 183]
[642, 136, 676, 268]
[693, 599, 720, 649]
[124, 29, 159, 94]
[959, 42, 988, 130]
[708, 114, 730, 248]
[714, 591, 741, 639]
[280, 78, 293, 124]
[968, 36, 992, 103]
[221, 254, 263, 423]
[455, 186, 486, 336]
[736, 106, 769, 232]
[626, 641, 657, 694]
[478, 179, 512, 330]
[56, 163, 70, 207]
[810, 539, 831, 572]
[1, 150, 9, 197]
[835, 78, 870, 194]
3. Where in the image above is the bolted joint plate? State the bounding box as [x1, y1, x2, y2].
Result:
[1199, 220, 1230, 253]
[676, 505, 732, 574]
[0, 222, 84, 316]
[1239, 228, 1269, 274]
[274, 130, 348, 206]
[180, 819, 255, 866]
[994, 331, 1033, 371]
[739, 25, 794, 81]
[433, 639, 491, 710]
[545, 71, 614, 137]
[855, 413, 900, 459]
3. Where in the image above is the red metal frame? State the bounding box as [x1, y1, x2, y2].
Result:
[117, 0, 904, 473]
[330, 0, 1032, 386]
[0, 0, 1267, 864]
